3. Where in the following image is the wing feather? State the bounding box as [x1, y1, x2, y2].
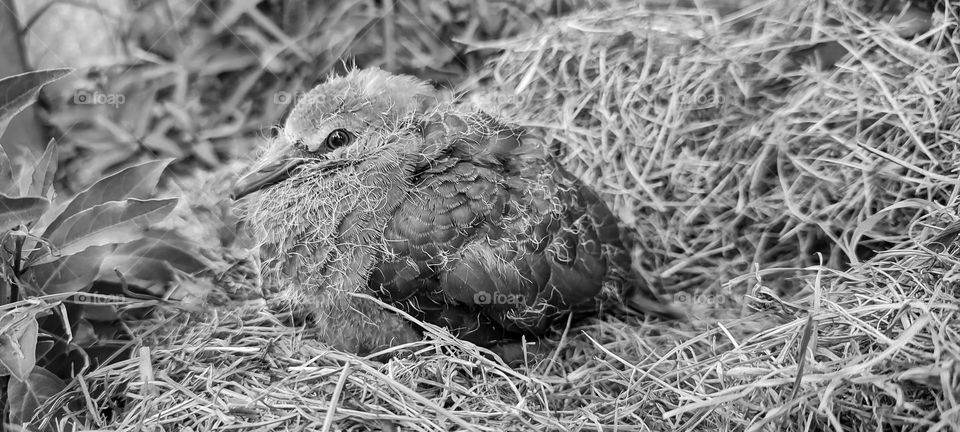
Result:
[369, 110, 668, 342]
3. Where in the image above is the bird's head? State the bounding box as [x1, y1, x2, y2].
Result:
[232, 68, 436, 199]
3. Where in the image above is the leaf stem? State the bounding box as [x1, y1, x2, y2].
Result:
[8, 225, 26, 302]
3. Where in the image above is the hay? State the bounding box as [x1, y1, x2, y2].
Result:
[33, 0, 960, 430]
[476, 1, 959, 297]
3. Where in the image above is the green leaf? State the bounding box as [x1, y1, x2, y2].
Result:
[0, 193, 49, 230]
[79, 304, 121, 323]
[99, 231, 211, 293]
[35, 339, 55, 360]
[43, 158, 173, 236]
[31, 197, 178, 265]
[0, 313, 38, 381]
[7, 367, 65, 426]
[0, 68, 72, 138]
[0, 144, 13, 195]
[18, 138, 58, 198]
[71, 318, 98, 347]
[24, 245, 113, 295]
[104, 231, 209, 276]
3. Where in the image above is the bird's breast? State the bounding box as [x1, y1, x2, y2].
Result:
[243, 163, 409, 292]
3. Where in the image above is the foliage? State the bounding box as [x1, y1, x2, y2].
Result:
[42, 0, 588, 190]
[0, 69, 205, 428]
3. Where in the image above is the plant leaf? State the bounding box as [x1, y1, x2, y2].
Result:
[0, 144, 13, 195]
[25, 245, 113, 295]
[0, 68, 72, 138]
[79, 304, 121, 323]
[0, 313, 38, 381]
[19, 138, 58, 198]
[43, 158, 173, 236]
[103, 231, 209, 276]
[71, 318, 98, 347]
[32, 197, 178, 265]
[7, 367, 65, 426]
[35, 339, 55, 360]
[99, 231, 211, 294]
[0, 193, 49, 230]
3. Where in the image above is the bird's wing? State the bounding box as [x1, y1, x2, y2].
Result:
[370, 110, 667, 339]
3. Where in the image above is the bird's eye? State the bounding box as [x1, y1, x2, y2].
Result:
[324, 129, 354, 150]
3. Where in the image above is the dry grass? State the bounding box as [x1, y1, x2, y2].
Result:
[27, 0, 960, 431]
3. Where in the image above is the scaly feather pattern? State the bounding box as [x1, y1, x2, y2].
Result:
[234, 68, 677, 356]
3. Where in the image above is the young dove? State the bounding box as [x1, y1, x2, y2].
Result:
[233, 68, 679, 360]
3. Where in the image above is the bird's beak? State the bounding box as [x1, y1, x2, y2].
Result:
[231, 158, 305, 200]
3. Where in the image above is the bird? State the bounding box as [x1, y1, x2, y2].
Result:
[232, 68, 679, 360]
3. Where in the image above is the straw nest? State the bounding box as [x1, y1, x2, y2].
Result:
[35, 0, 960, 430]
